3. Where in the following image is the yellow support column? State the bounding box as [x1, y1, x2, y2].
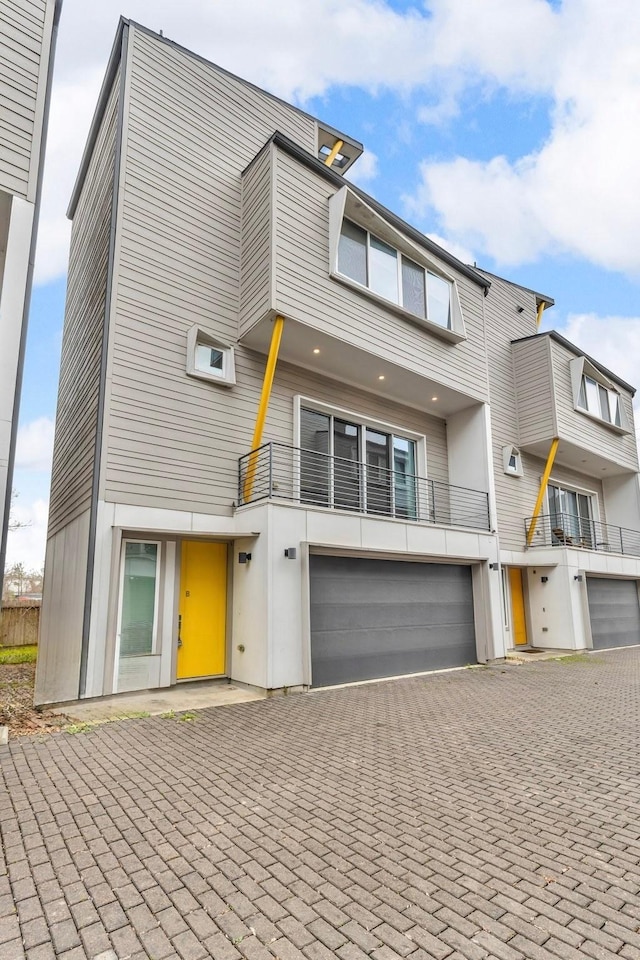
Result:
[536, 300, 546, 328]
[324, 139, 344, 168]
[242, 315, 285, 503]
[526, 437, 559, 546]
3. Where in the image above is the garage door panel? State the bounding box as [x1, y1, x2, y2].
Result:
[587, 578, 640, 650]
[312, 625, 476, 687]
[310, 555, 477, 686]
[312, 600, 475, 632]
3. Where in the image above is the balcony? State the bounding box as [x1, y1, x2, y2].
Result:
[238, 443, 491, 531]
[525, 513, 640, 557]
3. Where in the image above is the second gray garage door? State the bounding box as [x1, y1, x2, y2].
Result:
[587, 577, 640, 650]
[310, 555, 477, 686]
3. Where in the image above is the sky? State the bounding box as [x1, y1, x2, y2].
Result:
[6, 0, 640, 570]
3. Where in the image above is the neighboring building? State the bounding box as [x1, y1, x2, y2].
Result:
[35, 19, 640, 705]
[0, 0, 62, 575]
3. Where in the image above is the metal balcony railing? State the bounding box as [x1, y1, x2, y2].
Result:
[525, 512, 640, 557]
[238, 442, 491, 531]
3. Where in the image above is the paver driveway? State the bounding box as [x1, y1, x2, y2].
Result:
[2, 650, 640, 960]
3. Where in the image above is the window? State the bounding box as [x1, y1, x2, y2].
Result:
[337, 219, 452, 329]
[299, 405, 419, 519]
[502, 445, 523, 477]
[186, 325, 235, 386]
[578, 374, 621, 426]
[117, 542, 160, 658]
[548, 483, 595, 547]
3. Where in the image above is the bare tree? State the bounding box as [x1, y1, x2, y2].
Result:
[8, 489, 31, 532]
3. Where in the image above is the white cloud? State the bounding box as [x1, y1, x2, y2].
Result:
[4, 499, 49, 572]
[15, 418, 55, 472]
[35, 0, 640, 285]
[425, 232, 475, 268]
[345, 149, 378, 186]
[407, 0, 640, 274]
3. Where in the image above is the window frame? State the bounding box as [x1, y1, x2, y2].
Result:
[186, 324, 236, 387]
[569, 356, 629, 434]
[545, 479, 600, 547]
[294, 395, 428, 517]
[502, 444, 523, 478]
[328, 185, 466, 343]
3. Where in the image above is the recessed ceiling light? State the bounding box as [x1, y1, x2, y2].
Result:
[431, 396, 438, 401]
[313, 348, 320, 354]
[378, 374, 385, 380]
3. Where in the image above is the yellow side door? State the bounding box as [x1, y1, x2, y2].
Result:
[508, 567, 529, 647]
[177, 541, 227, 679]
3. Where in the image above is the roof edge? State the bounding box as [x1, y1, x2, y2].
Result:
[476, 267, 554, 308]
[512, 330, 636, 396]
[260, 131, 491, 291]
[67, 17, 128, 219]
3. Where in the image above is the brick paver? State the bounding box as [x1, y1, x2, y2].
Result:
[2, 649, 640, 958]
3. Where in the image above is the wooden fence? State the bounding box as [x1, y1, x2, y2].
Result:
[0, 603, 40, 647]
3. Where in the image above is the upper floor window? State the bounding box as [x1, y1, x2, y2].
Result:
[578, 375, 621, 427]
[338, 220, 452, 329]
[569, 355, 630, 433]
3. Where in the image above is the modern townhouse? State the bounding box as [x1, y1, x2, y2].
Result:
[0, 0, 61, 573]
[35, 18, 640, 705]
[483, 271, 640, 653]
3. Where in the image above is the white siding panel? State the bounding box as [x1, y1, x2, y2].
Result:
[35, 509, 90, 705]
[47, 67, 119, 536]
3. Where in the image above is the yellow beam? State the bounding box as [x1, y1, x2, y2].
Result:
[526, 437, 559, 546]
[242, 315, 285, 503]
[536, 300, 546, 328]
[324, 139, 344, 168]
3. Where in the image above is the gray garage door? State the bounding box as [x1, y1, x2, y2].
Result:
[587, 577, 640, 650]
[310, 555, 477, 686]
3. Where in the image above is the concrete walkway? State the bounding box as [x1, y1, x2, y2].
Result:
[52, 679, 265, 724]
[2, 647, 640, 959]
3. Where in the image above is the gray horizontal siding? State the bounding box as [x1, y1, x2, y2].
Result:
[267, 149, 488, 402]
[550, 338, 639, 472]
[47, 67, 119, 537]
[240, 145, 273, 332]
[0, 0, 48, 197]
[482, 274, 549, 551]
[102, 26, 316, 511]
[512, 337, 556, 445]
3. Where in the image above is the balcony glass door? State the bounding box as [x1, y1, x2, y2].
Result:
[334, 418, 361, 510]
[548, 484, 593, 546]
[300, 407, 417, 519]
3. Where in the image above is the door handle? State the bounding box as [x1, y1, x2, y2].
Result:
[177, 613, 182, 648]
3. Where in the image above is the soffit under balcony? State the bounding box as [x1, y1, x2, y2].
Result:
[520, 436, 636, 478]
[242, 314, 481, 417]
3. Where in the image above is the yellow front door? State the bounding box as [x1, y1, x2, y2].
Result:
[508, 567, 529, 647]
[177, 541, 227, 679]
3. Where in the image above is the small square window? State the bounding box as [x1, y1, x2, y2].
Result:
[503, 445, 523, 477]
[186, 326, 235, 386]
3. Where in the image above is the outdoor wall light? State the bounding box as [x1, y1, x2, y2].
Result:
[489, 563, 499, 570]
[238, 552, 252, 564]
[284, 548, 297, 559]
[541, 576, 549, 583]
[574, 574, 584, 582]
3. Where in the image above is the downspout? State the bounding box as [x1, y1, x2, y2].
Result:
[242, 315, 285, 503]
[526, 437, 559, 546]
